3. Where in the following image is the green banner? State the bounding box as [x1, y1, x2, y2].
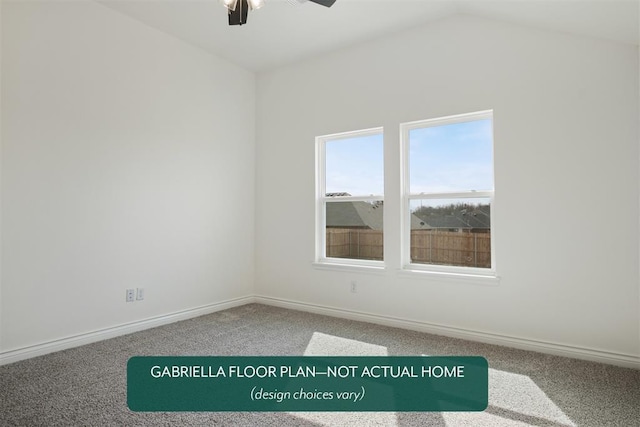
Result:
[127, 356, 487, 412]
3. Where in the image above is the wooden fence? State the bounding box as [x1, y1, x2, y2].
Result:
[325, 229, 384, 261]
[326, 228, 491, 267]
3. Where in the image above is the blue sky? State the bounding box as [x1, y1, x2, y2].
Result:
[325, 134, 384, 196]
[325, 118, 492, 197]
[409, 119, 493, 194]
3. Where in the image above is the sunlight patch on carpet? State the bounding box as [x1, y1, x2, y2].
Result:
[288, 332, 575, 427]
[442, 367, 576, 427]
[303, 332, 389, 357]
[291, 331, 398, 427]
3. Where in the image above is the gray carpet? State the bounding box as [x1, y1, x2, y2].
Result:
[1, 303, 638, 426]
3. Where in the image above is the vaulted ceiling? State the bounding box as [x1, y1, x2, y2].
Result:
[97, 0, 639, 72]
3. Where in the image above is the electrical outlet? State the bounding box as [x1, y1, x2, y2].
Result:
[136, 287, 144, 301]
[350, 281, 357, 293]
[126, 289, 135, 302]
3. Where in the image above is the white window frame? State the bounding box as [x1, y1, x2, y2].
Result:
[400, 111, 496, 278]
[315, 127, 385, 270]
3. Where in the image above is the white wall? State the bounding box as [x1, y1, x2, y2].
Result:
[0, 0, 3, 351]
[1, 1, 255, 352]
[255, 15, 640, 360]
[1, 3, 637, 366]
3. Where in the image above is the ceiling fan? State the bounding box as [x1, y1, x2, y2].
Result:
[221, 0, 337, 26]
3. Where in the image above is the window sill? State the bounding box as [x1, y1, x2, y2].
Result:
[397, 267, 500, 286]
[312, 261, 386, 275]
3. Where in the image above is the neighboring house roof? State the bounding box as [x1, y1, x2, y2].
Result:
[326, 201, 383, 230]
[326, 200, 431, 231]
[416, 205, 490, 230]
[411, 215, 431, 230]
[326, 195, 490, 231]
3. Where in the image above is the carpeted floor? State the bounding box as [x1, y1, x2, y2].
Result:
[1, 303, 639, 426]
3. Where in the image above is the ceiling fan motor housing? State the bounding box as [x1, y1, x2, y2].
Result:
[228, 0, 337, 26]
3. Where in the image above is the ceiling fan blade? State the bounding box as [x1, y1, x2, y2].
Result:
[307, 0, 337, 7]
[228, 0, 248, 25]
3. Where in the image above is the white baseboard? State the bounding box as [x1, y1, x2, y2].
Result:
[254, 295, 640, 370]
[0, 296, 255, 366]
[3, 294, 638, 370]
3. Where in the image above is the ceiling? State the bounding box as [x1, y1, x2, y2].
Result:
[96, 0, 639, 72]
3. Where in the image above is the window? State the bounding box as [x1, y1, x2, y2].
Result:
[401, 111, 494, 275]
[316, 127, 384, 266]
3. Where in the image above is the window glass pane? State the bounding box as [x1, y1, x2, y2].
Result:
[326, 134, 383, 196]
[409, 119, 492, 193]
[326, 200, 383, 261]
[410, 198, 490, 268]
